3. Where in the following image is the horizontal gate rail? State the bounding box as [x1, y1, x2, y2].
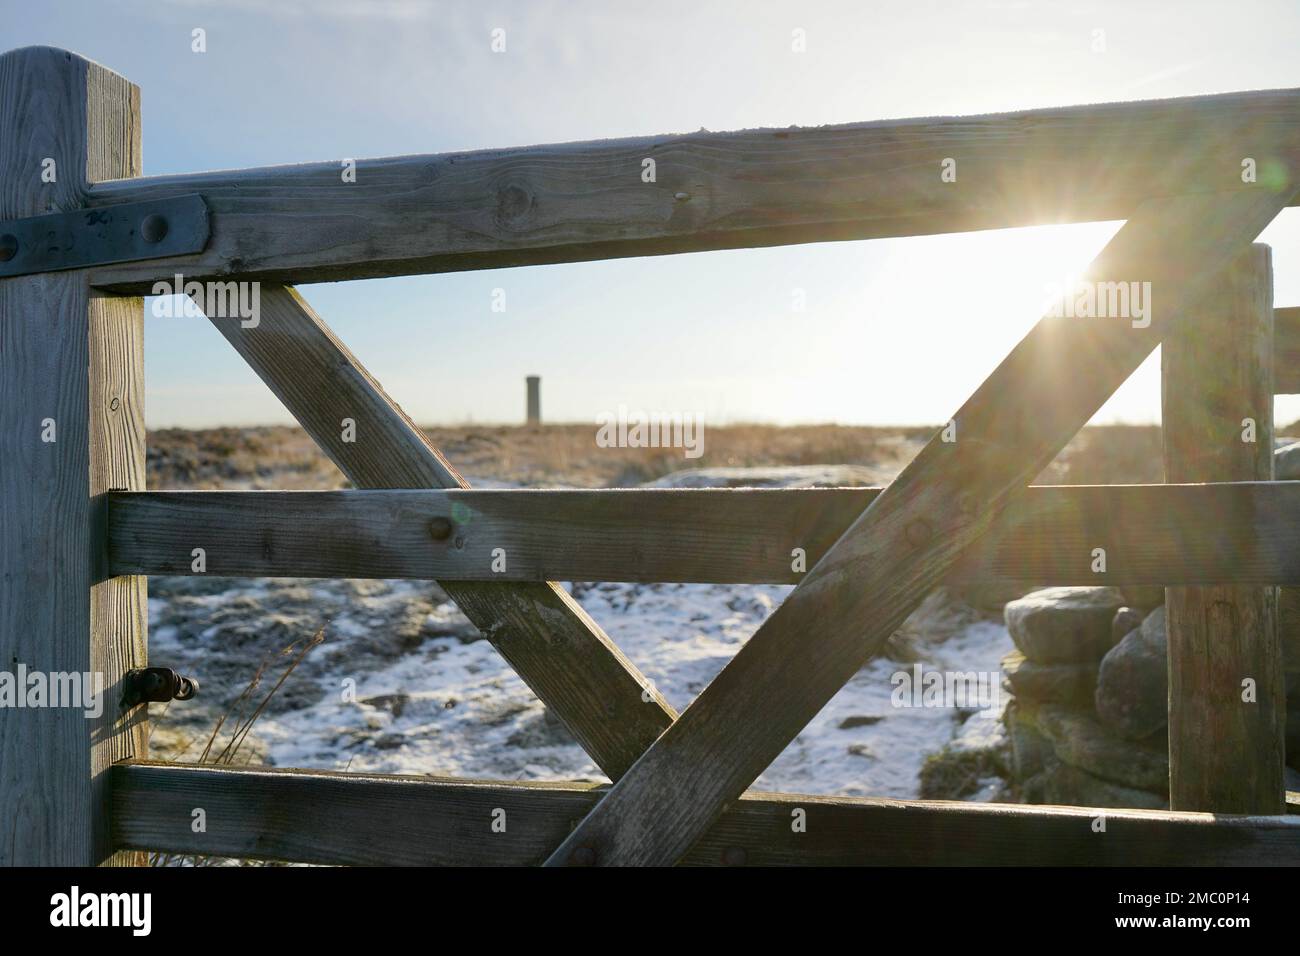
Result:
[108, 482, 1300, 586]
[84, 89, 1300, 293]
[111, 761, 1300, 867]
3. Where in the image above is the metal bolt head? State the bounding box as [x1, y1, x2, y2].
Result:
[0, 233, 17, 262]
[428, 516, 453, 541]
[140, 213, 168, 243]
[143, 671, 167, 695]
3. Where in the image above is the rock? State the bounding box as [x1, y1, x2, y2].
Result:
[1095, 606, 1168, 741]
[1004, 587, 1127, 664]
[1002, 650, 1097, 707]
[1023, 762, 1168, 810]
[838, 714, 884, 729]
[1120, 585, 1165, 612]
[1276, 441, 1300, 480]
[361, 693, 410, 718]
[1019, 701, 1168, 793]
[1005, 700, 1052, 780]
[1112, 606, 1143, 642]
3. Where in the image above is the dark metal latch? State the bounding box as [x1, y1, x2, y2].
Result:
[120, 667, 200, 711]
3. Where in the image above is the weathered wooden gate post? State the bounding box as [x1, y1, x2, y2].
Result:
[0, 47, 148, 864]
[1163, 243, 1285, 813]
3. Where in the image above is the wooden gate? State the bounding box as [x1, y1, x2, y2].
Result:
[4, 45, 1300, 865]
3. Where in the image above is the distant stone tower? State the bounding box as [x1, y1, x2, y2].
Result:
[526, 375, 541, 426]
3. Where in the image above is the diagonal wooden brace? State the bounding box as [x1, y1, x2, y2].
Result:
[200, 286, 676, 779]
[544, 188, 1297, 865]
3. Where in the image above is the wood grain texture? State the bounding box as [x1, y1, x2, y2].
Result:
[1164, 244, 1285, 813]
[0, 46, 146, 866]
[108, 482, 1300, 586]
[110, 762, 1300, 867]
[543, 190, 1296, 866]
[84, 88, 1300, 292]
[202, 286, 675, 780]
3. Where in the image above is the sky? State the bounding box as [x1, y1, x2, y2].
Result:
[7, 0, 1300, 428]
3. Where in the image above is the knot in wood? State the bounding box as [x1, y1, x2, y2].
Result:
[494, 184, 534, 226]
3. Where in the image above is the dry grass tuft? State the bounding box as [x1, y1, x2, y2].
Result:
[149, 626, 325, 867]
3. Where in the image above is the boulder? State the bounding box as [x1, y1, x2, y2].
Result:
[1096, 606, 1168, 741]
[1002, 650, 1096, 707]
[1023, 761, 1168, 810]
[1005, 700, 1052, 780]
[1018, 701, 1169, 793]
[1111, 606, 1144, 642]
[1004, 587, 1126, 664]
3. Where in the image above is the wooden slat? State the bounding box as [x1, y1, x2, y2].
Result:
[544, 190, 1297, 866]
[108, 482, 1300, 586]
[201, 286, 674, 780]
[1164, 244, 1286, 813]
[0, 46, 147, 866]
[1273, 306, 1300, 393]
[109, 761, 1300, 867]
[85, 89, 1300, 293]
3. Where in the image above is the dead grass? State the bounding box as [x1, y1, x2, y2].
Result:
[149, 421, 1167, 490]
[148, 627, 325, 867]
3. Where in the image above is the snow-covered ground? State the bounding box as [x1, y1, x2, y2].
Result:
[148, 465, 1015, 799]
